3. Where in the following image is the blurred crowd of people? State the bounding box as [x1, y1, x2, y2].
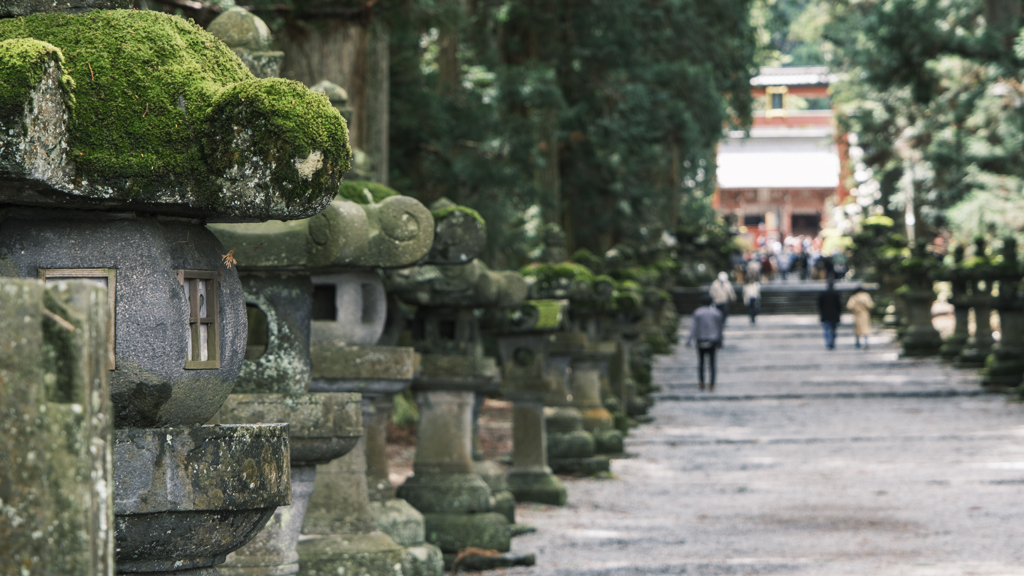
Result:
[731, 235, 849, 284]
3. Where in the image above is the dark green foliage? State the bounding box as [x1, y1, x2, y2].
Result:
[383, 0, 757, 265]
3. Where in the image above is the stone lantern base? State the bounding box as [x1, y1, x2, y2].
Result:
[545, 406, 610, 475]
[113, 425, 291, 574]
[899, 290, 943, 358]
[981, 309, 1024, 392]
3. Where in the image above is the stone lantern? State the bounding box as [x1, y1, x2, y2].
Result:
[481, 299, 569, 505]
[1, 279, 113, 575]
[0, 5, 353, 572]
[981, 238, 1024, 392]
[897, 247, 943, 357]
[384, 202, 530, 563]
[208, 183, 437, 576]
[958, 238, 995, 367]
[940, 246, 971, 360]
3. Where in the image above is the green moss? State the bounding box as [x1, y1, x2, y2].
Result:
[337, 179, 399, 204]
[519, 262, 594, 285]
[204, 77, 350, 205]
[0, 10, 349, 205]
[527, 299, 563, 329]
[0, 38, 74, 122]
[432, 205, 486, 228]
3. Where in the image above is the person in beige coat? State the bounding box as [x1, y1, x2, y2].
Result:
[846, 286, 874, 348]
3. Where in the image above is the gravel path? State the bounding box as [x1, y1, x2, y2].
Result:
[495, 315, 1024, 575]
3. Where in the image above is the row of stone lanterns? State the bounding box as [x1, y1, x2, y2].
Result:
[890, 235, 1024, 395]
[0, 4, 682, 575]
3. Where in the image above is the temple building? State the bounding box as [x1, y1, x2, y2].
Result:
[714, 66, 846, 247]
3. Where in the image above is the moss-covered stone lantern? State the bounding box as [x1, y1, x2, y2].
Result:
[939, 246, 970, 360]
[0, 5, 354, 572]
[981, 238, 1024, 392]
[209, 182, 438, 576]
[958, 238, 995, 366]
[384, 201, 531, 565]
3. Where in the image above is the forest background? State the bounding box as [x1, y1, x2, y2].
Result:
[151, 0, 1024, 270]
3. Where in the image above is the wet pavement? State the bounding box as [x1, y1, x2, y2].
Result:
[496, 315, 1024, 575]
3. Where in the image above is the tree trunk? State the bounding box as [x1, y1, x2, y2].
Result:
[277, 17, 390, 184]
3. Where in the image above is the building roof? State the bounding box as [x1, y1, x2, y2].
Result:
[717, 128, 839, 189]
[751, 66, 834, 87]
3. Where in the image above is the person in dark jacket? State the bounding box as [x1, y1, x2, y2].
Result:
[686, 295, 724, 391]
[818, 279, 842, 350]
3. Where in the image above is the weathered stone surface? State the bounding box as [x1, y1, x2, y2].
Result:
[209, 202, 369, 270]
[113, 423, 291, 572]
[220, 465, 316, 576]
[0, 211, 247, 428]
[216, 393, 362, 466]
[297, 532, 405, 576]
[397, 474, 494, 514]
[546, 429, 595, 459]
[371, 498, 426, 547]
[234, 275, 313, 395]
[385, 259, 527, 309]
[593, 427, 624, 453]
[310, 346, 416, 396]
[208, 7, 273, 53]
[402, 544, 445, 576]
[310, 271, 388, 347]
[424, 198, 486, 265]
[361, 196, 436, 268]
[210, 195, 433, 270]
[506, 471, 566, 506]
[414, 353, 500, 392]
[302, 436, 379, 536]
[207, 7, 284, 81]
[0, 11, 350, 221]
[0, 0, 128, 15]
[422, 512, 510, 554]
[0, 279, 114, 576]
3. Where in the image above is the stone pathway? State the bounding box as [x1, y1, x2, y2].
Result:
[495, 315, 1024, 575]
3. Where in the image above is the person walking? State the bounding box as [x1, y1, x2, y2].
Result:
[743, 278, 761, 324]
[686, 295, 723, 391]
[818, 279, 842, 350]
[846, 286, 874, 348]
[709, 271, 736, 326]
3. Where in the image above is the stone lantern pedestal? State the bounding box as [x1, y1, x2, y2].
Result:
[489, 305, 568, 505]
[899, 287, 943, 357]
[398, 353, 513, 559]
[940, 248, 970, 360]
[958, 292, 994, 367]
[941, 294, 971, 359]
[572, 341, 624, 454]
[308, 343, 445, 576]
[981, 240, 1024, 392]
[958, 242, 995, 367]
[544, 333, 609, 475]
[215, 393, 362, 576]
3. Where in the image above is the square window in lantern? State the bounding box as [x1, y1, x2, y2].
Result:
[312, 284, 338, 321]
[178, 270, 220, 369]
